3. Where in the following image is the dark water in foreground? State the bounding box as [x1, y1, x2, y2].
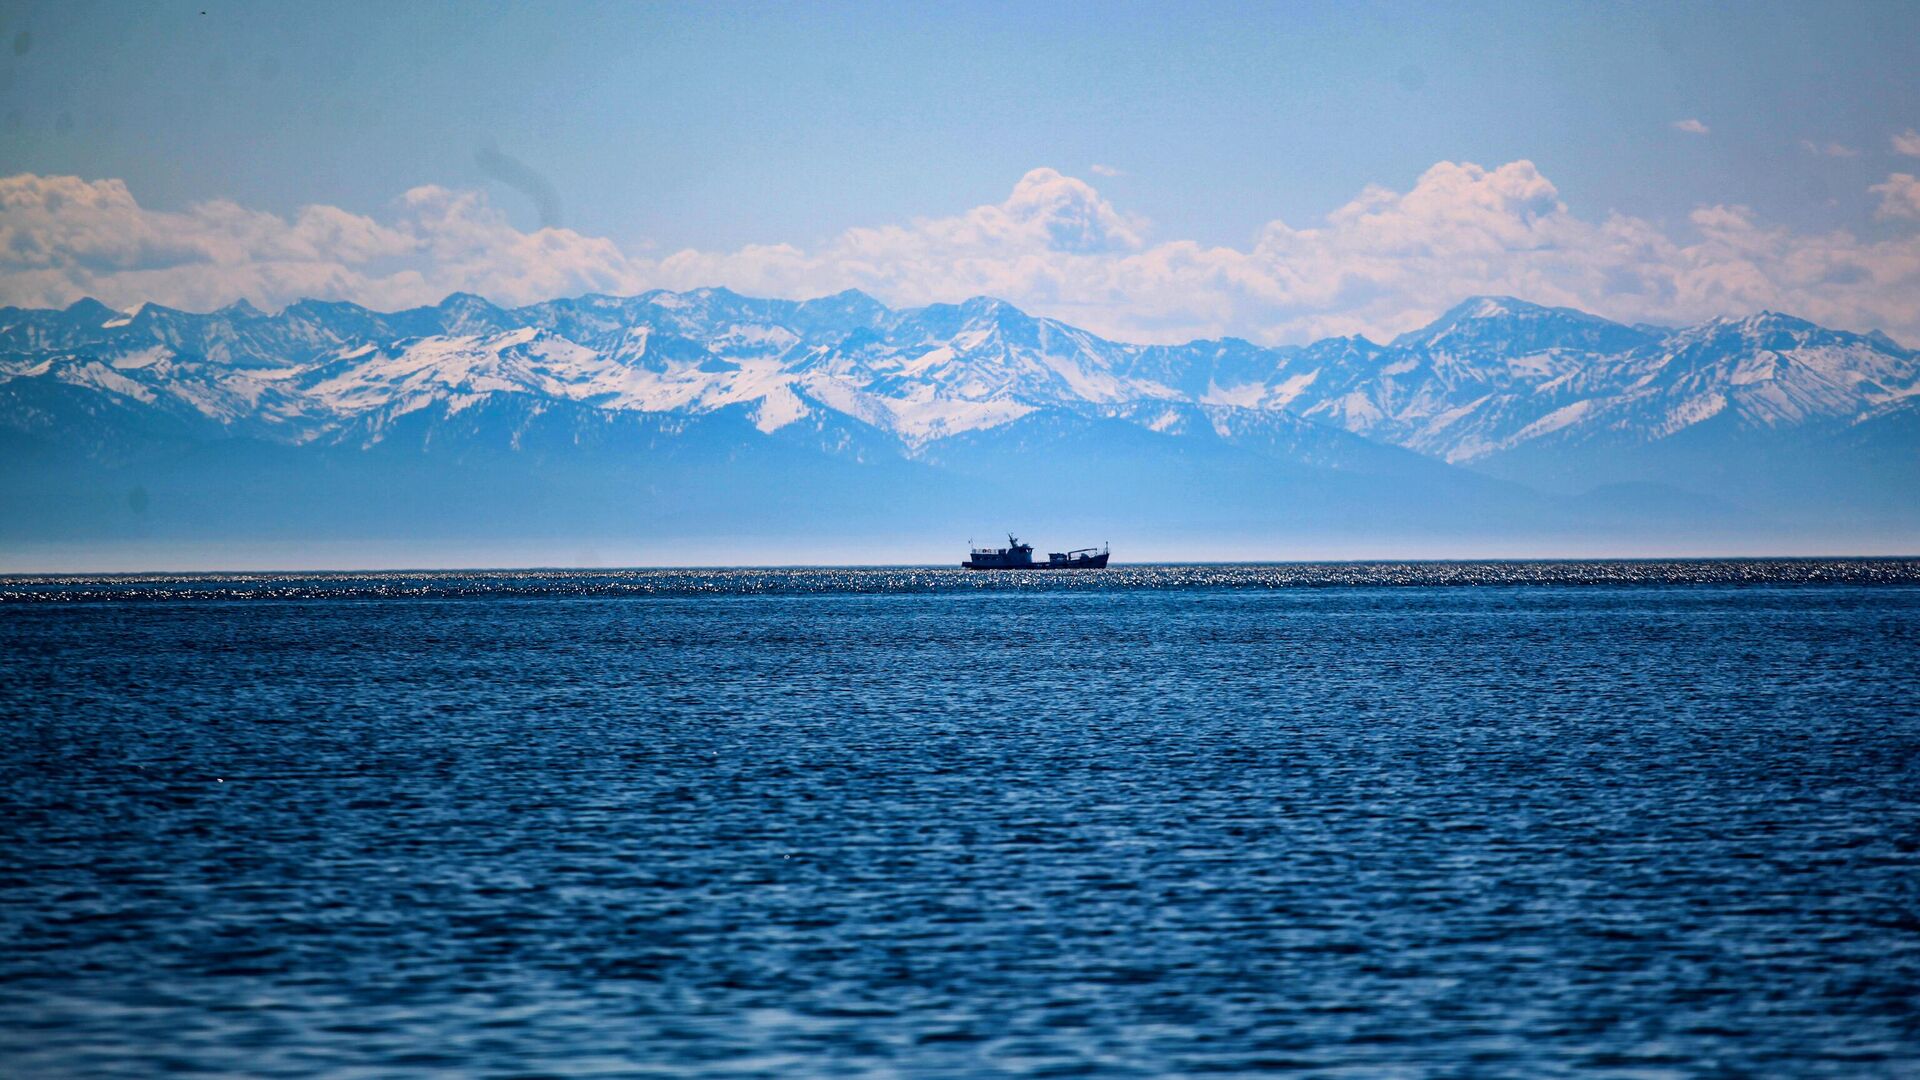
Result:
[4, 563, 1919, 1077]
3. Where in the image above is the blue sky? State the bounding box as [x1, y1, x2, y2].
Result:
[2, 0, 1918, 343]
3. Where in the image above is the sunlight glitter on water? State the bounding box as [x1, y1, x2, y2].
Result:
[4, 558, 1918, 602]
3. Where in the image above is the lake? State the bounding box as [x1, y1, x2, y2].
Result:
[4, 562, 1918, 1076]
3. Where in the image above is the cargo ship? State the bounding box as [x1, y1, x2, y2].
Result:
[962, 535, 1110, 570]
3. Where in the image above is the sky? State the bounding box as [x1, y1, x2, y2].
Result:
[2, 0, 1918, 344]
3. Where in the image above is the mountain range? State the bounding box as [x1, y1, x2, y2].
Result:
[2, 287, 1915, 566]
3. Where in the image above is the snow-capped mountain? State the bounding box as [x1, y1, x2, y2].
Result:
[1278, 298, 1667, 462]
[2, 287, 1915, 553]
[9, 289, 1912, 458]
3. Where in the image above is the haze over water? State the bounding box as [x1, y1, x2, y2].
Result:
[5, 561, 1919, 1076]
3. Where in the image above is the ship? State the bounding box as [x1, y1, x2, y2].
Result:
[962, 535, 1110, 570]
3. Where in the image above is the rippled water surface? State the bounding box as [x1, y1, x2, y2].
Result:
[4, 563, 1919, 1077]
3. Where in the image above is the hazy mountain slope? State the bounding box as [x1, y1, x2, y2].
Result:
[2, 286, 1915, 560]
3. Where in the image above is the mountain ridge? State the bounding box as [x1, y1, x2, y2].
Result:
[3, 287, 1916, 558]
[6, 286, 1914, 455]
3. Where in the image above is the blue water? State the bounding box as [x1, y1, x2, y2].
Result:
[4, 564, 1919, 1077]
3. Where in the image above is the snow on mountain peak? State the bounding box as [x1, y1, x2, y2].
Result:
[3, 287, 1914, 469]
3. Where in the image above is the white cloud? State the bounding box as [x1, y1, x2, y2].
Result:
[1672, 118, 1710, 135]
[1894, 129, 1920, 158]
[1089, 163, 1125, 177]
[1801, 140, 1860, 158]
[0, 173, 644, 313]
[1871, 173, 1920, 219]
[4, 161, 1920, 346]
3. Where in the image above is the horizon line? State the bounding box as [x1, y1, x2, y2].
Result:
[7, 553, 1919, 578]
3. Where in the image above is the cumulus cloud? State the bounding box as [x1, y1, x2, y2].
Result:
[4, 161, 1920, 345]
[1801, 140, 1859, 158]
[1089, 163, 1125, 177]
[1895, 129, 1920, 158]
[1871, 173, 1920, 220]
[0, 173, 645, 313]
[1672, 118, 1710, 135]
